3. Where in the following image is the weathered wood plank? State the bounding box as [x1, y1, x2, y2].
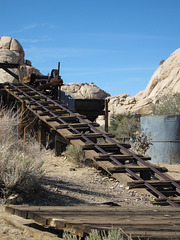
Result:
[128, 180, 180, 188]
[6, 205, 180, 239]
[107, 165, 167, 173]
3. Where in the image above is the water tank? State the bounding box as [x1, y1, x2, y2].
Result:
[141, 115, 180, 164]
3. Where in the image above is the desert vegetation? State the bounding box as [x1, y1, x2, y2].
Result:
[151, 93, 180, 115]
[63, 144, 86, 166]
[0, 107, 45, 202]
[109, 113, 140, 140]
[63, 229, 132, 240]
[109, 93, 180, 154]
[109, 113, 152, 155]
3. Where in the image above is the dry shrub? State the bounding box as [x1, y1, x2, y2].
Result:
[152, 93, 180, 115]
[0, 108, 45, 199]
[132, 131, 152, 155]
[63, 144, 85, 166]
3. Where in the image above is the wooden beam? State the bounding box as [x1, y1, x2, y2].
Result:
[38, 121, 46, 149]
[55, 135, 67, 156]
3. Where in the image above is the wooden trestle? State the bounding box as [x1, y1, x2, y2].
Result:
[2, 81, 180, 207]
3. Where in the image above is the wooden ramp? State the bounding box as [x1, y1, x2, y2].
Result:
[2, 81, 180, 207]
[6, 205, 180, 239]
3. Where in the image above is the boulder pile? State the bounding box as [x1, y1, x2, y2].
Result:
[61, 82, 110, 99]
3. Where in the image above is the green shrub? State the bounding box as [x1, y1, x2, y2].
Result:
[159, 59, 165, 65]
[63, 229, 132, 240]
[109, 113, 140, 139]
[86, 229, 125, 240]
[63, 232, 80, 240]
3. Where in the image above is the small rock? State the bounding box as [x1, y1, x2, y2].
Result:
[6, 194, 23, 204]
[69, 168, 76, 171]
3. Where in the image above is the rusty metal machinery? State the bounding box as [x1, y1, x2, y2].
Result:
[0, 62, 106, 123]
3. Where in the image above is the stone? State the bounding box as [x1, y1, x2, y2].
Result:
[20, 65, 41, 79]
[0, 36, 24, 64]
[0, 36, 40, 83]
[61, 82, 110, 99]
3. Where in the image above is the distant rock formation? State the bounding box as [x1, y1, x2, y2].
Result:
[108, 49, 180, 117]
[61, 82, 110, 99]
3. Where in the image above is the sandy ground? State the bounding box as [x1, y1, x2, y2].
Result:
[0, 151, 180, 239]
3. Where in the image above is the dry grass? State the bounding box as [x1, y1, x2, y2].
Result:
[63, 144, 86, 167]
[0, 107, 45, 200]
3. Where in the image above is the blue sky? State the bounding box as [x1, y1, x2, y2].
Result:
[1, 0, 180, 96]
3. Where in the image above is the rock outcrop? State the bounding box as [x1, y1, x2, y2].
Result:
[0, 36, 40, 83]
[108, 49, 180, 117]
[61, 82, 110, 99]
[0, 36, 24, 64]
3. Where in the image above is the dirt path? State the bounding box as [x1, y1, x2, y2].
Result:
[0, 151, 179, 239]
[34, 152, 155, 207]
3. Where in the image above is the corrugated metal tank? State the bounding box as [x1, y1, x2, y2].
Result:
[140, 115, 180, 164]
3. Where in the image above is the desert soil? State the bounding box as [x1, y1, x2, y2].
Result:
[0, 151, 180, 239]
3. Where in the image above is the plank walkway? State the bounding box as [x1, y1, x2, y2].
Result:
[6, 205, 180, 239]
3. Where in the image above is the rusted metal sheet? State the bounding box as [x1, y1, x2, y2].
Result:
[141, 115, 180, 164]
[59, 91, 105, 121]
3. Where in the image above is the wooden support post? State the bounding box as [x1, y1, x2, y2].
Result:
[105, 99, 109, 132]
[1, 94, 3, 105]
[38, 121, 46, 150]
[18, 101, 25, 136]
[7, 91, 10, 104]
[55, 135, 61, 156]
[55, 134, 67, 156]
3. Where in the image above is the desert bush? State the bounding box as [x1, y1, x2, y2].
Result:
[151, 93, 180, 115]
[132, 131, 152, 155]
[63, 229, 132, 240]
[159, 59, 165, 65]
[86, 229, 126, 240]
[0, 108, 44, 199]
[109, 113, 140, 140]
[63, 232, 80, 240]
[63, 144, 85, 166]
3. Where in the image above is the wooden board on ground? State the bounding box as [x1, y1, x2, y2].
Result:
[6, 205, 180, 239]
